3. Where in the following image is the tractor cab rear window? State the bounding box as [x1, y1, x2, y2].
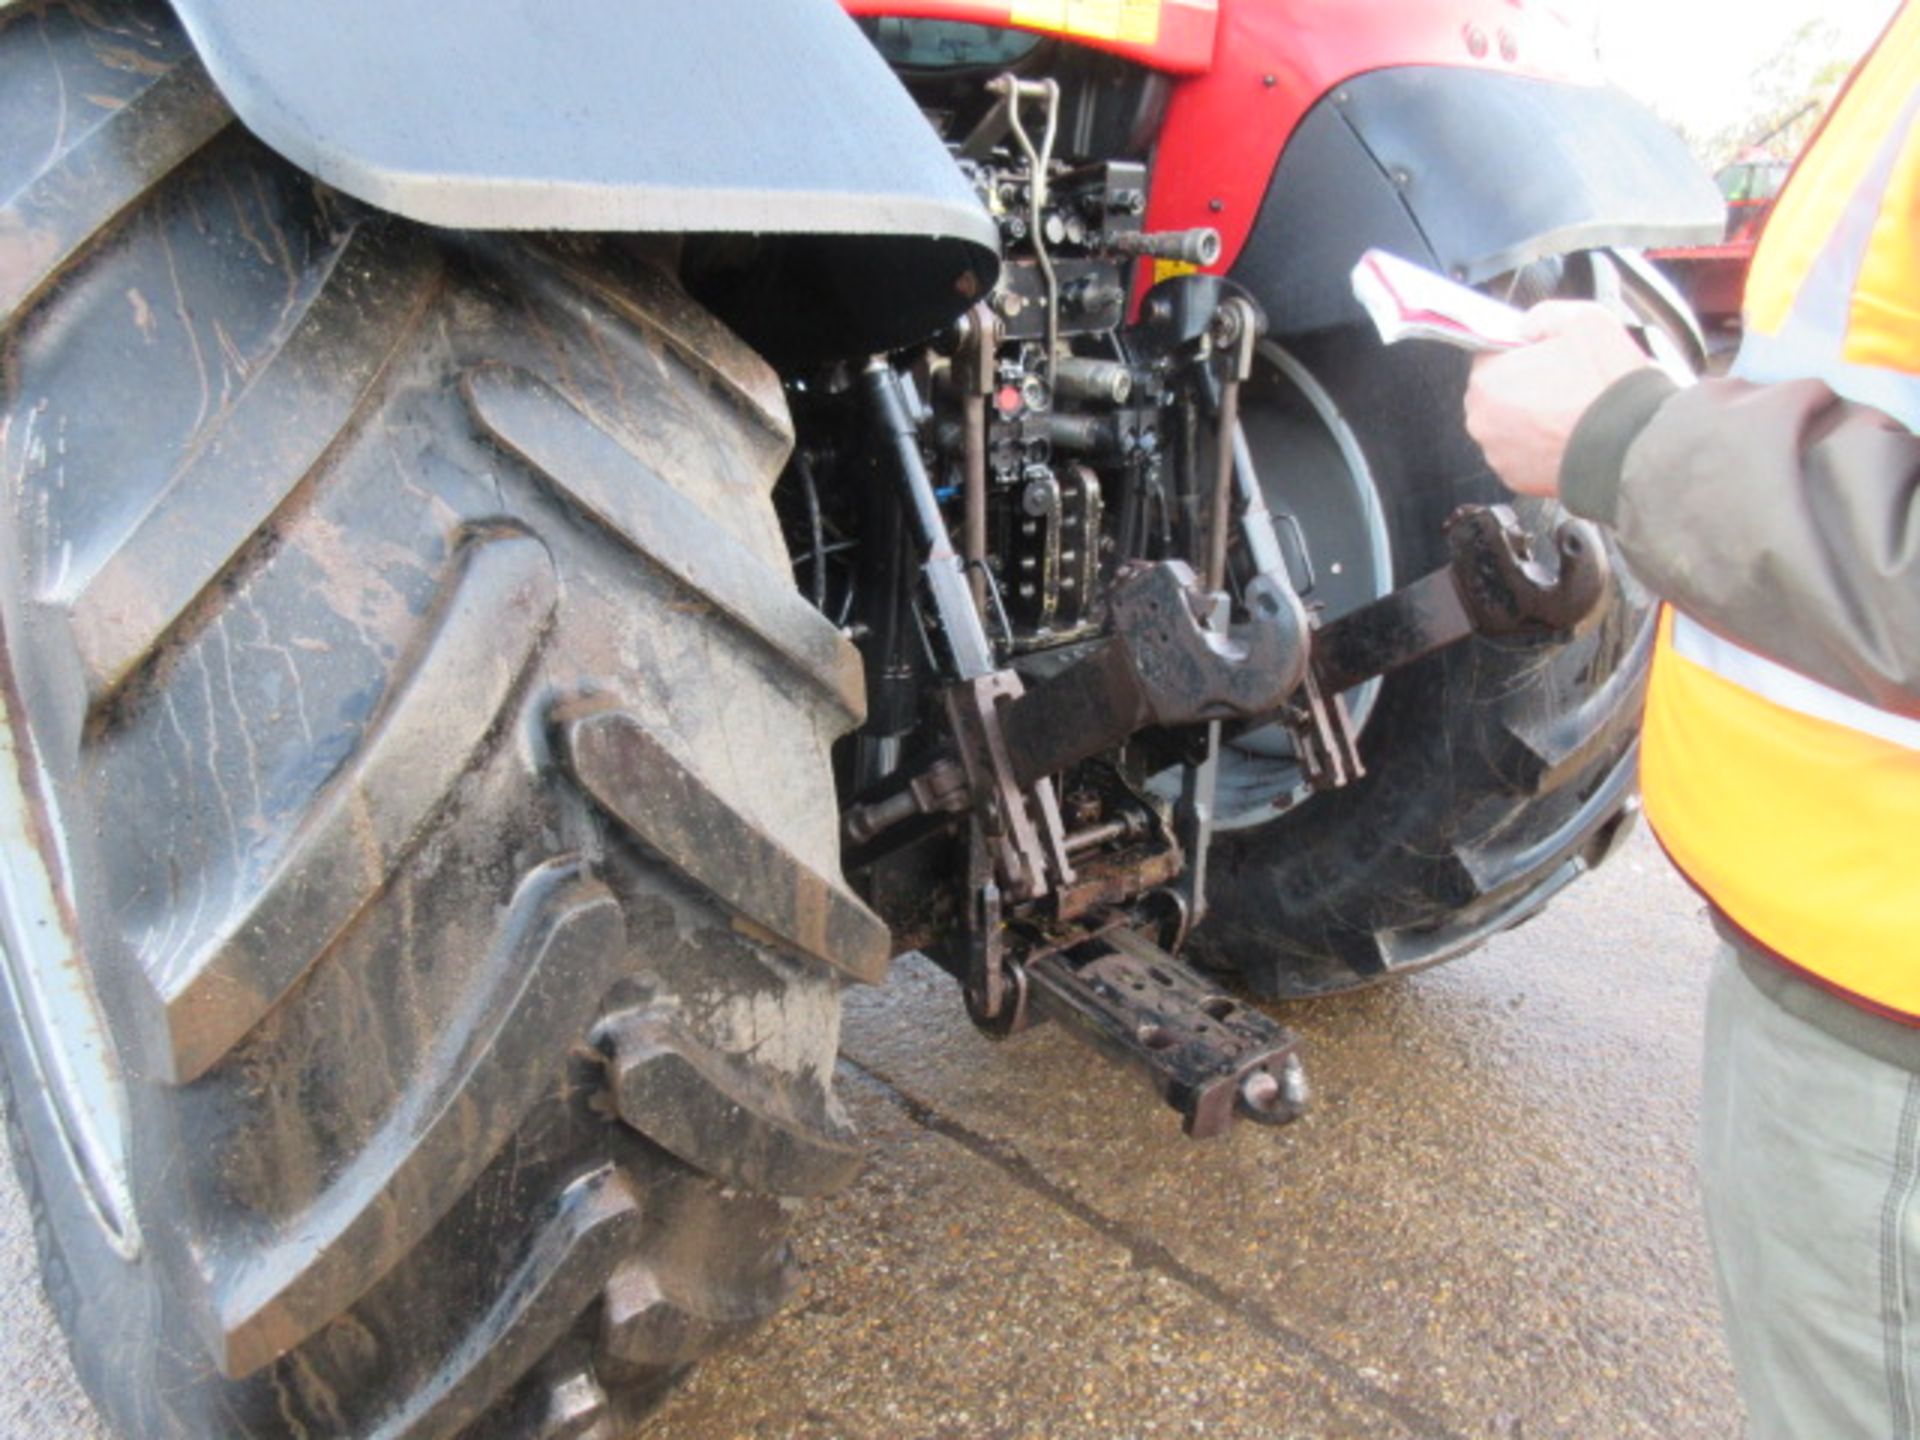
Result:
[860, 17, 1041, 70]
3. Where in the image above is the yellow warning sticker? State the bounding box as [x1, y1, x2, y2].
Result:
[1153, 258, 1200, 285]
[1010, 0, 1161, 45]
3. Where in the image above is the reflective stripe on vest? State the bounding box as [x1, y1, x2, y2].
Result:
[1669, 613, 1920, 752]
[1643, 610, 1920, 1014]
[1737, 0, 1920, 425]
[1644, 11, 1920, 1015]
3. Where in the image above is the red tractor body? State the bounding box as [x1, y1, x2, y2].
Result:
[844, 0, 1606, 277]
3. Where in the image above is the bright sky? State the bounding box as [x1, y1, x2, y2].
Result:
[1593, 0, 1899, 136]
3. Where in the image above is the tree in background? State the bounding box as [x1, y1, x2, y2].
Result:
[1663, 18, 1857, 169]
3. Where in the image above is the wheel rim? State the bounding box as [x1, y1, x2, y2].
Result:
[0, 676, 139, 1257]
[1211, 340, 1395, 829]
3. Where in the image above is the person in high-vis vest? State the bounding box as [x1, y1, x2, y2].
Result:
[1463, 6, 1919, 1434]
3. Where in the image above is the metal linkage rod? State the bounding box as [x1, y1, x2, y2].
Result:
[862, 360, 998, 680]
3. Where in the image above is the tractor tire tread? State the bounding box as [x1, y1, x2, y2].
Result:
[0, 5, 865, 1435]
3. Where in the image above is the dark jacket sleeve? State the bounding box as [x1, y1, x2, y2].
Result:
[1559, 371, 1920, 718]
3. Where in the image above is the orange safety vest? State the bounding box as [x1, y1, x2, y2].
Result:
[1640, 1, 1920, 1016]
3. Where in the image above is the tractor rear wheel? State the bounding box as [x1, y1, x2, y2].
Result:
[0, 4, 879, 1434]
[1193, 255, 1690, 997]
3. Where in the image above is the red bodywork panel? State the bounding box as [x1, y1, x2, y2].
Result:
[844, 0, 1605, 270]
[1144, 0, 1602, 271]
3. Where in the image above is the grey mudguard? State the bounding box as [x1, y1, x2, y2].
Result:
[1234, 67, 1724, 335]
[165, 0, 996, 248]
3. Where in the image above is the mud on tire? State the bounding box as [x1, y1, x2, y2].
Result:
[0, 3, 884, 1434]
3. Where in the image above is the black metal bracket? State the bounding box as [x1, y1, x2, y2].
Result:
[1022, 925, 1309, 1138]
[998, 558, 1312, 790]
[1309, 504, 1610, 698]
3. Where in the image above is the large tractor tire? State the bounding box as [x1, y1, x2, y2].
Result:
[1193, 257, 1688, 998]
[0, 4, 883, 1435]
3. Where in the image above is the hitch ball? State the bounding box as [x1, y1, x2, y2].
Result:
[1238, 1054, 1311, 1124]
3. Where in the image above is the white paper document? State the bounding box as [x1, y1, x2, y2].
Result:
[1350, 248, 1528, 353]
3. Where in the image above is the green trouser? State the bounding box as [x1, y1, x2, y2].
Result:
[1702, 939, 1920, 1438]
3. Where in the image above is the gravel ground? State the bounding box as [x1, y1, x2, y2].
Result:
[0, 824, 1737, 1438]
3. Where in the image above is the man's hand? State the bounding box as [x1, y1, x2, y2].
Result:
[1464, 301, 1652, 497]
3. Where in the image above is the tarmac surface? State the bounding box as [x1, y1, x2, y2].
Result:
[1, 823, 1738, 1439]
